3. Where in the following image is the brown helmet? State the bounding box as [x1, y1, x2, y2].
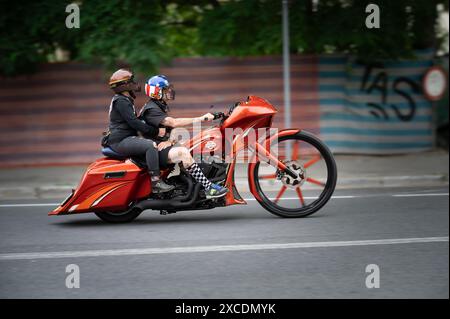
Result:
[108, 69, 141, 98]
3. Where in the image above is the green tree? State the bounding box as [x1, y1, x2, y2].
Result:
[0, 0, 80, 75]
[198, 0, 447, 62]
[0, 0, 447, 76]
[198, 0, 283, 56]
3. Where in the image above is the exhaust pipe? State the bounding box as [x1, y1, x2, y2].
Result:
[173, 173, 194, 202]
[135, 177, 201, 211]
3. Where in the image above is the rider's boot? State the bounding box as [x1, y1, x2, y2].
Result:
[205, 183, 229, 199]
[151, 177, 175, 193]
[186, 163, 228, 199]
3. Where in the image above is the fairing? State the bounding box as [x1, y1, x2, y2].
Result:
[49, 158, 150, 215]
[186, 96, 281, 206]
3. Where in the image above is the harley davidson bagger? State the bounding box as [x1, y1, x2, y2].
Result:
[49, 96, 337, 223]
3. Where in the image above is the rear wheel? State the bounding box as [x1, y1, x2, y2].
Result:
[94, 207, 142, 223]
[253, 131, 337, 218]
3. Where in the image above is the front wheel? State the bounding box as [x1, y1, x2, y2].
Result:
[94, 207, 142, 223]
[253, 131, 337, 218]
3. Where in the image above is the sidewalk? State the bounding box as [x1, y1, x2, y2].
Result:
[0, 150, 448, 200]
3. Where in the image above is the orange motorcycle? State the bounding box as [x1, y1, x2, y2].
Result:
[49, 95, 337, 222]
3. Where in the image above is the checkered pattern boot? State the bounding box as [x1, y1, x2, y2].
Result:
[186, 163, 228, 199]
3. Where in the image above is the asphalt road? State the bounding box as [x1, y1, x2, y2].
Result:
[0, 186, 448, 299]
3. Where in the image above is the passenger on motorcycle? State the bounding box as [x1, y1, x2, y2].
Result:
[104, 69, 174, 193]
[139, 75, 228, 199]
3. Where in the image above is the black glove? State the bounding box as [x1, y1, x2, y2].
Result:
[212, 112, 225, 120]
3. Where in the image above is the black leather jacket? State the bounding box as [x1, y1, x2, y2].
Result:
[106, 94, 157, 145]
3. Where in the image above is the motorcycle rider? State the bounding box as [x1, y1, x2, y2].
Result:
[139, 75, 228, 199]
[104, 69, 174, 193]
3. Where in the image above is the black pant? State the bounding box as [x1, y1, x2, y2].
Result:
[111, 136, 159, 176]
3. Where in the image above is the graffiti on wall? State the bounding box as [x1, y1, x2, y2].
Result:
[319, 52, 434, 154]
[360, 65, 421, 122]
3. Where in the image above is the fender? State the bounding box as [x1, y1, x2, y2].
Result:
[247, 129, 301, 201]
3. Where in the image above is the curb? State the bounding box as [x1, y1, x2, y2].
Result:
[0, 174, 448, 200]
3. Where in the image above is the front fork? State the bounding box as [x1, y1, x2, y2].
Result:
[253, 142, 298, 178]
[247, 129, 301, 202]
[222, 129, 301, 205]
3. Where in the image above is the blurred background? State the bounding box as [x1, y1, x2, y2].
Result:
[0, 0, 448, 166]
[0, 1, 448, 300]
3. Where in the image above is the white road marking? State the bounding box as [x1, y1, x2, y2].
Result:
[0, 192, 448, 208]
[0, 236, 447, 261]
[392, 193, 449, 197]
[0, 203, 60, 207]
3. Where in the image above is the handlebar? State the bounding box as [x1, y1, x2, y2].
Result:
[203, 112, 226, 122]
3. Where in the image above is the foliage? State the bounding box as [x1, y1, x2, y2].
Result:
[199, 0, 446, 63]
[198, 0, 283, 56]
[76, 0, 166, 72]
[0, 0, 448, 76]
[0, 0, 78, 75]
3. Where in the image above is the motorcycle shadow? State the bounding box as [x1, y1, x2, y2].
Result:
[51, 211, 287, 228]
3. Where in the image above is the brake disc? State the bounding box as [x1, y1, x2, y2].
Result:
[279, 160, 306, 189]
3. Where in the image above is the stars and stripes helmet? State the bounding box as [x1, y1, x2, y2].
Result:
[144, 75, 175, 100]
